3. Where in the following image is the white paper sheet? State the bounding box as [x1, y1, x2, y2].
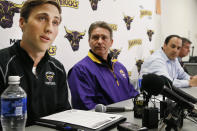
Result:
[42, 109, 123, 129]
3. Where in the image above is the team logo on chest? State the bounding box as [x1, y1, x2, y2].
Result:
[119, 69, 127, 79]
[45, 71, 56, 86]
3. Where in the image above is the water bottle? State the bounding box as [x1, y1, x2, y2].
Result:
[1, 76, 27, 131]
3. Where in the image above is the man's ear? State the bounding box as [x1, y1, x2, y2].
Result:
[163, 43, 167, 51]
[88, 38, 91, 47]
[19, 17, 26, 32]
[110, 39, 113, 47]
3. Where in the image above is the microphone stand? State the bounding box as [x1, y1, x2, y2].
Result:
[185, 116, 197, 125]
[161, 102, 184, 131]
[185, 111, 197, 125]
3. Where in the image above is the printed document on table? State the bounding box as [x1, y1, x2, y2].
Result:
[41, 109, 123, 129]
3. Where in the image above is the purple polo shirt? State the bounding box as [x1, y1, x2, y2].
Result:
[68, 51, 139, 110]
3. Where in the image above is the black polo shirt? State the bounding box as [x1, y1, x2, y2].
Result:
[0, 41, 71, 126]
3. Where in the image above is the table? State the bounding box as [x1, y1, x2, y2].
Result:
[109, 87, 197, 131]
[26, 87, 197, 131]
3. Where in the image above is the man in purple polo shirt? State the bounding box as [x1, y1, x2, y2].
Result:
[68, 21, 139, 110]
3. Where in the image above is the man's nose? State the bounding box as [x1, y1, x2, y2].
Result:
[98, 37, 103, 43]
[173, 48, 179, 53]
[45, 22, 53, 34]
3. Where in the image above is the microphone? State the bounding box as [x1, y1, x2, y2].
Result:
[160, 75, 197, 104]
[141, 74, 196, 112]
[95, 104, 133, 112]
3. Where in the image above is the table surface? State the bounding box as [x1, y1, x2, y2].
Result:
[26, 87, 197, 131]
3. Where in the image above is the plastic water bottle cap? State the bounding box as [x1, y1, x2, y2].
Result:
[8, 76, 20, 84]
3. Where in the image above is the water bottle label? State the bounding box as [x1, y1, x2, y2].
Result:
[1, 98, 27, 117]
[138, 79, 142, 88]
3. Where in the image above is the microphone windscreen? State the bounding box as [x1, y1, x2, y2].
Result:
[141, 74, 165, 96]
[95, 104, 106, 112]
[159, 75, 173, 88]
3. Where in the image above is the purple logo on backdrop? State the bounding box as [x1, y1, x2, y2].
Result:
[147, 29, 154, 42]
[89, 0, 101, 11]
[136, 59, 144, 73]
[109, 48, 121, 60]
[123, 15, 134, 30]
[64, 26, 85, 51]
[0, 0, 22, 29]
[57, 0, 79, 9]
[48, 46, 57, 56]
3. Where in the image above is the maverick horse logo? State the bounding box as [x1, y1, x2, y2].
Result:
[89, 0, 101, 11]
[123, 15, 134, 30]
[0, 0, 22, 28]
[64, 27, 85, 51]
[147, 29, 154, 42]
[109, 48, 121, 60]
